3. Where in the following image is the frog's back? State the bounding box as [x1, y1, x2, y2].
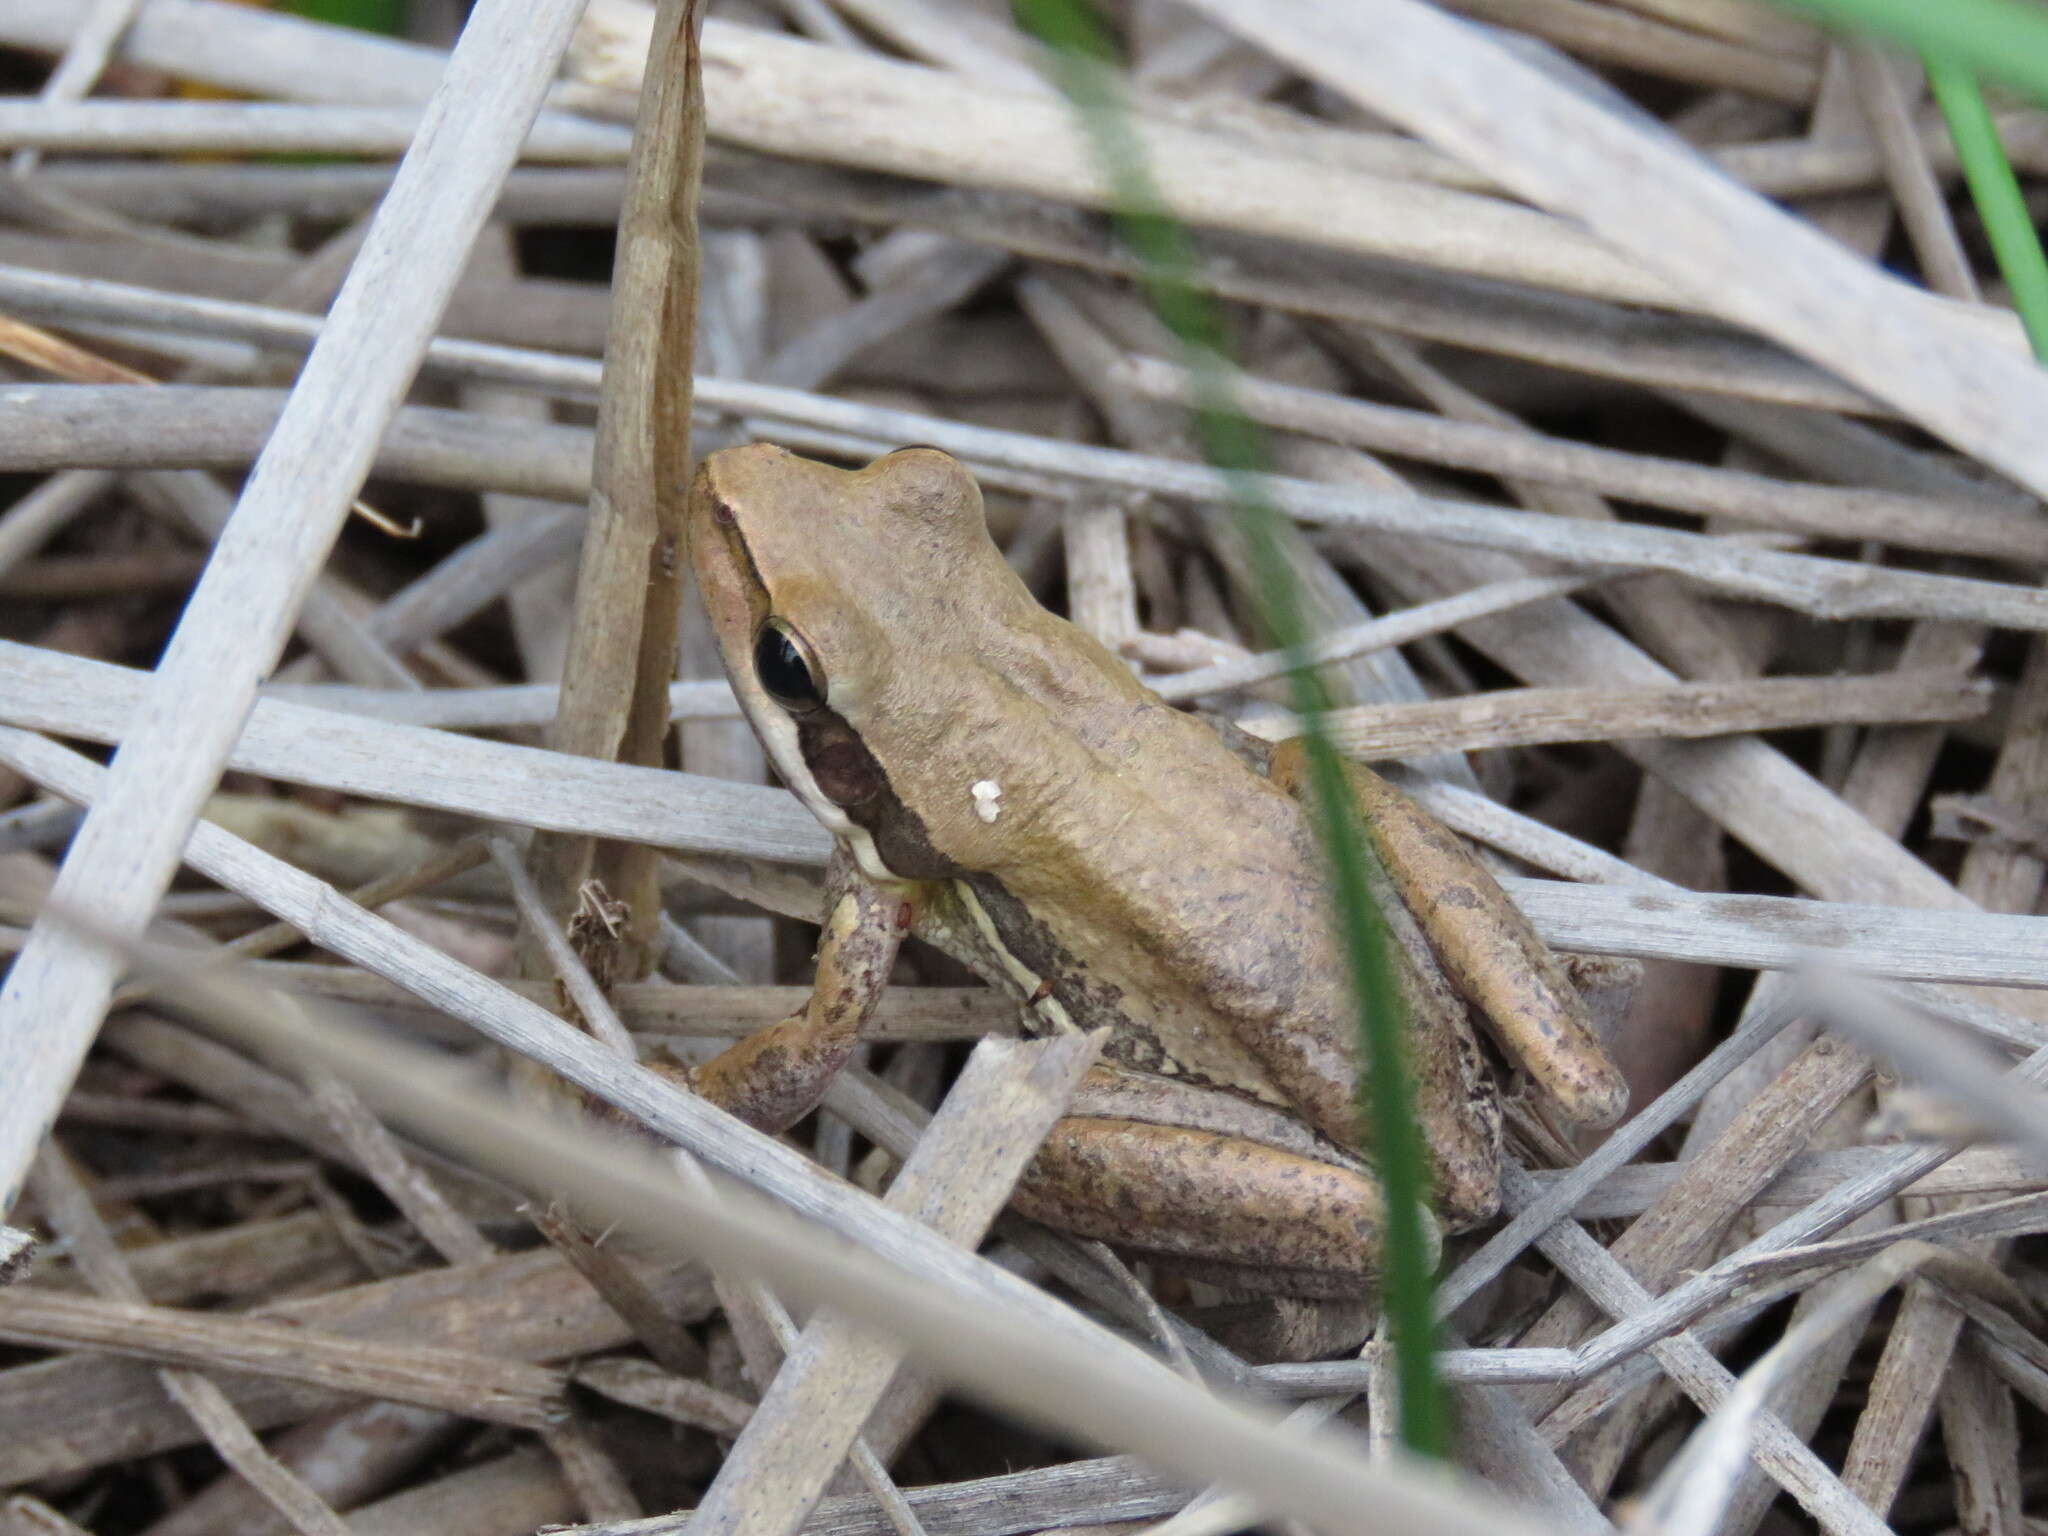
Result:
[932, 677, 1371, 1150]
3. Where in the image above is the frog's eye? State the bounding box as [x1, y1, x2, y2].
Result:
[754, 619, 825, 713]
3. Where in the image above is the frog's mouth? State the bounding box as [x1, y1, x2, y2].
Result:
[696, 543, 874, 864]
[683, 470, 851, 833]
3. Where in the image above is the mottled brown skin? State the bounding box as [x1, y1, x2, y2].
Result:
[683, 442, 1628, 1293]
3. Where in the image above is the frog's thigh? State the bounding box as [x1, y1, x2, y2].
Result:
[1013, 1116, 1435, 1290]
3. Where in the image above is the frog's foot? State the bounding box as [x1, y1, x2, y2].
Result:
[1011, 1116, 1439, 1302]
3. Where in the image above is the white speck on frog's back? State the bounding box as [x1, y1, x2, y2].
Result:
[971, 779, 1003, 823]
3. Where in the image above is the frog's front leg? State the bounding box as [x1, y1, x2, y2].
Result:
[693, 847, 916, 1133]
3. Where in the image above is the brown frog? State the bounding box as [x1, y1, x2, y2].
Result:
[682, 443, 1627, 1297]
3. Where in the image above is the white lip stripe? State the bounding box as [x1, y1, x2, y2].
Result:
[743, 696, 900, 884]
[747, 705, 845, 834]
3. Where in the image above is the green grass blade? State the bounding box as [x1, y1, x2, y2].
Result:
[1770, 0, 2048, 104]
[1765, 8, 2048, 352]
[1012, 0, 1447, 1459]
[285, 0, 404, 33]
[1923, 54, 2048, 360]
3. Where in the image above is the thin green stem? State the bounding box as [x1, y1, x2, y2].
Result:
[1924, 54, 2048, 361]
[286, 0, 404, 32]
[1772, 0, 2048, 104]
[1012, 0, 1446, 1458]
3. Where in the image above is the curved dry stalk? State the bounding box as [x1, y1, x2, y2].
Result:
[0, 0, 593, 1217]
[115, 942, 1556, 1536]
[1176, 0, 2048, 505]
[1627, 1241, 1965, 1536]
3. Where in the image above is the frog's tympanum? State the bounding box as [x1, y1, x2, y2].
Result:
[684, 443, 1628, 1299]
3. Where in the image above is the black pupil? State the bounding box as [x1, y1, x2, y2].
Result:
[755, 626, 820, 706]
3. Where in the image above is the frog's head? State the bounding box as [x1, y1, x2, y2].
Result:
[686, 442, 1029, 880]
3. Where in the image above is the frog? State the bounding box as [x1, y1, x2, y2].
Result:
[681, 442, 1629, 1299]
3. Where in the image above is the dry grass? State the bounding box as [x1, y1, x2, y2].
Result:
[0, 1, 2046, 1534]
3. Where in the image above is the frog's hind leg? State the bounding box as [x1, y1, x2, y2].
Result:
[1011, 1113, 1437, 1301]
[1268, 741, 1628, 1132]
